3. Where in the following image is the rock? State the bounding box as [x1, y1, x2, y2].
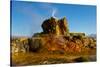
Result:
[11, 38, 29, 53]
[28, 38, 42, 52]
[58, 17, 69, 35]
[41, 17, 57, 34]
[41, 17, 69, 36]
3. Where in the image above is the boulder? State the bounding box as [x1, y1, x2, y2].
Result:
[11, 38, 29, 53]
[28, 38, 42, 52]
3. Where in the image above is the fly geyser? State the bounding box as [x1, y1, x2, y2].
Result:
[11, 17, 96, 53]
[41, 17, 69, 36]
[11, 17, 96, 66]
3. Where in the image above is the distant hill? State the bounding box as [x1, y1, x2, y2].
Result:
[88, 34, 96, 39]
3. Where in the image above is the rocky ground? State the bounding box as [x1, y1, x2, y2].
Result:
[11, 35, 96, 66]
[11, 50, 96, 66]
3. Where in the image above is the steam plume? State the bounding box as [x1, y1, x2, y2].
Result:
[52, 9, 56, 18]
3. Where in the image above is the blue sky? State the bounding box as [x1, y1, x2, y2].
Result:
[11, 1, 96, 37]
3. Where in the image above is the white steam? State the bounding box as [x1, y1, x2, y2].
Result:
[52, 9, 56, 18]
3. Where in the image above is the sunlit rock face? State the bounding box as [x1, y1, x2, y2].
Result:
[41, 17, 69, 36]
[58, 17, 69, 35]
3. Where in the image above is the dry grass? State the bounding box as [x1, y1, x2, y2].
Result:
[11, 48, 96, 66]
